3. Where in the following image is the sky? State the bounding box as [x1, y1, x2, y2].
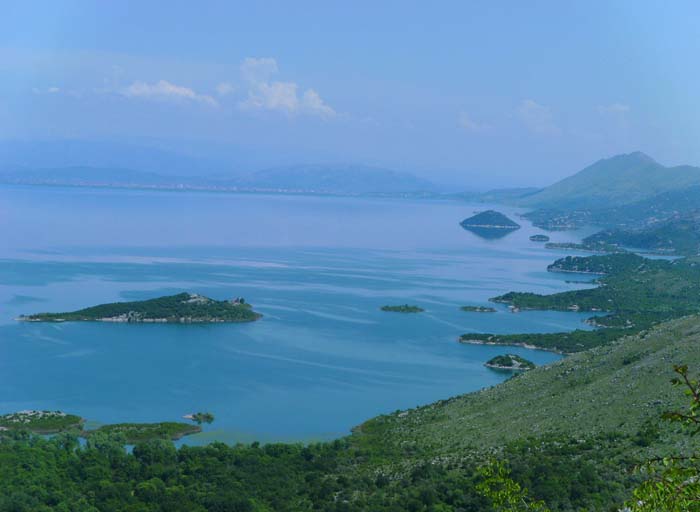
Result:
[1, 1, 699, 188]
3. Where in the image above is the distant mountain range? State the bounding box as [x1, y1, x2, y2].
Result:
[234, 164, 439, 194]
[0, 164, 442, 196]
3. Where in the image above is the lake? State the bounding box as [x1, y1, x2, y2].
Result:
[0, 185, 594, 444]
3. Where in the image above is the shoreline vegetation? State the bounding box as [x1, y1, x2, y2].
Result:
[459, 210, 521, 230]
[18, 292, 262, 323]
[380, 304, 424, 313]
[86, 423, 202, 443]
[0, 411, 204, 443]
[0, 411, 84, 434]
[460, 252, 700, 353]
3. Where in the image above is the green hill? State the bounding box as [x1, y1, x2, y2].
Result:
[519, 152, 700, 210]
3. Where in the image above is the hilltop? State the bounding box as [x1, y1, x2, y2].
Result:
[519, 152, 700, 210]
[19, 293, 261, 323]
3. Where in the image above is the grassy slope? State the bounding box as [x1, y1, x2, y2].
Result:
[355, 315, 700, 455]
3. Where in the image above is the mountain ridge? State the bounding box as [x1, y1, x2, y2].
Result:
[518, 152, 700, 210]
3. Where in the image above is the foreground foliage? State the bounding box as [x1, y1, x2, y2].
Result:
[626, 365, 700, 511]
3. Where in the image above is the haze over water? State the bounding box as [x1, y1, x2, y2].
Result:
[0, 185, 593, 443]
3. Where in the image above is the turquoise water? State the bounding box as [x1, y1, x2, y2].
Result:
[0, 186, 593, 444]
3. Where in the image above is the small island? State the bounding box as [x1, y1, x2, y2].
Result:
[484, 354, 536, 371]
[184, 412, 215, 424]
[460, 305, 496, 313]
[460, 210, 520, 239]
[0, 410, 84, 434]
[381, 304, 424, 313]
[85, 422, 202, 443]
[18, 292, 262, 323]
[529, 234, 550, 242]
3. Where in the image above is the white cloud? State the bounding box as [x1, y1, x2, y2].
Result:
[517, 99, 559, 135]
[301, 89, 335, 117]
[242, 81, 299, 113]
[32, 86, 61, 94]
[239, 57, 335, 118]
[240, 57, 279, 83]
[597, 103, 630, 114]
[458, 112, 489, 133]
[216, 82, 236, 96]
[121, 80, 217, 107]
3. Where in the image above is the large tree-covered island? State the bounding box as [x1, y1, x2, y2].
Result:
[18, 292, 262, 323]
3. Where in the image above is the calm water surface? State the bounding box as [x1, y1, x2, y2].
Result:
[0, 186, 594, 443]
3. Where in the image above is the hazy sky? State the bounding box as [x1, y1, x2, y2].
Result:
[1, 1, 699, 187]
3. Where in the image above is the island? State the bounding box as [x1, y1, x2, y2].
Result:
[84, 422, 202, 443]
[0, 410, 84, 434]
[18, 292, 262, 323]
[484, 354, 536, 371]
[381, 304, 424, 313]
[460, 210, 520, 239]
[460, 305, 496, 313]
[529, 234, 550, 242]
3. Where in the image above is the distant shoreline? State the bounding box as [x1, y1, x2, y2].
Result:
[0, 180, 454, 201]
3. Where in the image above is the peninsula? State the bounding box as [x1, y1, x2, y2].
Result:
[19, 293, 262, 323]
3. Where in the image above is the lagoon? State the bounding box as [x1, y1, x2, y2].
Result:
[0, 185, 593, 443]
